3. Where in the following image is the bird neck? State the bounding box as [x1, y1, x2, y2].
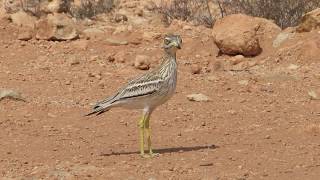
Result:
[164, 48, 177, 60]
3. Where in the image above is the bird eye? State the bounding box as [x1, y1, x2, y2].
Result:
[164, 38, 170, 45]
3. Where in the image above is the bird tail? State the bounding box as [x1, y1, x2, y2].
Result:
[85, 93, 119, 116]
[85, 104, 110, 116]
[85, 99, 115, 116]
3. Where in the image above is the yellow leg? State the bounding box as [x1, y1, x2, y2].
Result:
[144, 116, 153, 155]
[138, 115, 145, 156]
[145, 114, 158, 157]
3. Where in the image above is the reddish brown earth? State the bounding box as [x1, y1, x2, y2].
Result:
[1, 7, 320, 180]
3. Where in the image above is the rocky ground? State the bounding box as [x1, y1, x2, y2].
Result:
[0, 0, 320, 179]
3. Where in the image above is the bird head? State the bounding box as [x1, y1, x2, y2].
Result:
[163, 34, 182, 52]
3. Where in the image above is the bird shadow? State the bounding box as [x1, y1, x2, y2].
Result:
[100, 144, 218, 157]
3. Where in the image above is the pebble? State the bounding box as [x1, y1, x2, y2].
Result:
[114, 14, 128, 23]
[105, 38, 128, 46]
[287, 64, 299, 70]
[308, 90, 318, 100]
[65, 80, 71, 85]
[238, 80, 249, 86]
[47, 113, 56, 118]
[207, 75, 219, 82]
[231, 55, 244, 65]
[191, 64, 201, 74]
[187, 93, 210, 102]
[134, 55, 150, 70]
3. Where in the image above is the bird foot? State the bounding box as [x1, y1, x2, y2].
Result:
[140, 152, 159, 158]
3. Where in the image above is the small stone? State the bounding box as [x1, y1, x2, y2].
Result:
[107, 54, 115, 62]
[48, 113, 56, 118]
[308, 90, 319, 100]
[105, 38, 128, 46]
[183, 25, 192, 30]
[287, 64, 299, 70]
[207, 75, 219, 82]
[228, 110, 237, 115]
[65, 80, 71, 85]
[191, 64, 201, 74]
[135, 9, 144, 17]
[264, 135, 271, 139]
[88, 72, 95, 77]
[89, 55, 99, 62]
[187, 93, 210, 102]
[114, 14, 128, 23]
[98, 80, 105, 88]
[134, 55, 150, 70]
[238, 80, 249, 86]
[231, 55, 245, 65]
[69, 59, 80, 66]
[0, 89, 25, 101]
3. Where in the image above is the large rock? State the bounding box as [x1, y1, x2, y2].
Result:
[10, 11, 37, 28]
[3, 0, 68, 15]
[212, 14, 268, 56]
[35, 13, 78, 40]
[297, 8, 320, 32]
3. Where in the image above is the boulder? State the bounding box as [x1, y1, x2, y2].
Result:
[212, 14, 265, 56]
[297, 8, 320, 32]
[10, 11, 37, 28]
[4, 0, 69, 15]
[35, 13, 78, 40]
[18, 27, 33, 41]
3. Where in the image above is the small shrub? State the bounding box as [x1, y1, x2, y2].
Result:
[69, 0, 114, 19]
[156, 0, 215, 28]
[221, 0, 320, 28]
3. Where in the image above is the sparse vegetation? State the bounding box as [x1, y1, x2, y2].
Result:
[2, 0, 114, 19]
[156, 0, 319, 29]
[69, 0, 114, 19]
[221, 0, 320, 28]
[156, 0, 215, 28]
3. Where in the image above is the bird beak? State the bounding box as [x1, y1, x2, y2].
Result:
[174, 41, 181, 49]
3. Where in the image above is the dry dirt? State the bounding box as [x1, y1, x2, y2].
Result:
[0, 8, 320, 180]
